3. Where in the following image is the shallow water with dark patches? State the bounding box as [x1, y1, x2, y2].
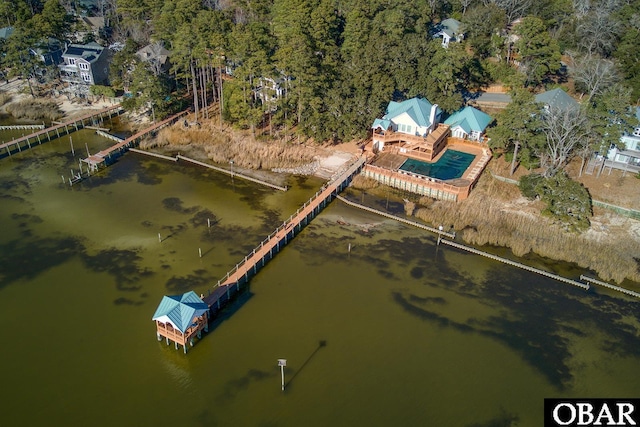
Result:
[0, 131, 639, 427]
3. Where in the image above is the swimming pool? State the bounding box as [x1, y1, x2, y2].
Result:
[399, 149, 476, 180]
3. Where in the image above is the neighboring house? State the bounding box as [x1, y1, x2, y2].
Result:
[254, 76, 287, 108]
[58, 42, 109, 94]
[136, 43, 171, 74]
[444, 106, 492, 141]
[606, 107, 640, 170]
[80, 16, 104, 41]
[534, 88, 579, 111]
[433, 18, 463, 48]
[29, 38, 64, 67]
[0, 26, 14, 40]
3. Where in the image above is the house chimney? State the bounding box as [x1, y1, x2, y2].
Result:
[429, 104, 439, 132]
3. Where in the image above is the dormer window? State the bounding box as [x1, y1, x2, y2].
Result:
[67, 58, 76, 65]
[79, 62, 89, 70]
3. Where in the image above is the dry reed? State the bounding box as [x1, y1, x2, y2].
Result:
[148, 124, 320, 170]
[6, 98, 62, 121]
[351, 175, 380, 190]
[0, 93, 12, 107]
[413, 174, 640, 284]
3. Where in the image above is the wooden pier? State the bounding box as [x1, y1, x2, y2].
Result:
[335, 195, 456, 238]
[81, 111, 188, 172]
[0, 124, 45, 130]
[580, 275, 640, 299]
[0, 105, 123, 157]
[202, 156, 366, 313]
[438, 239, 590, 290]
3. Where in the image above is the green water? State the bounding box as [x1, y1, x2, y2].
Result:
[0, 131, 639, 427]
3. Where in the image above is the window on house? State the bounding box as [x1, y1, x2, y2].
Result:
[81, 72, 91, 82]
[406, 125, 412, 134]
[79, 63, 89, 70]
[67, 58, 76, 65]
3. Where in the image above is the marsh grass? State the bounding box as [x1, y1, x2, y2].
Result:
[146, 124, 320, 170]
[6, 98, 62, 121]
[0, 93, 12, 107]
[413, 173, 640, 283]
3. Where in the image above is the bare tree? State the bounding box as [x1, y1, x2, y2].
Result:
[459, 0, 475, 15]
[573, 0, 591, 18]
[539, 105, 591, 177]
[483, 0, 532, 22]
[566, 51, 619, 102]
[576, 3, 622, 56]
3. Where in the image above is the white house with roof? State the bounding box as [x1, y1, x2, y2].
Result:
[372, 97, 441, 138]
[58, 42, 109, 94]
[606, 107, 640, 170]
[433, 18, 463, 48]
[444, 106, 493, 141]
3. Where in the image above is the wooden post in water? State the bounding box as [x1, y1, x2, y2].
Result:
[199, 248, 202, 258]
[158, 233, 162, 243]
[70, 137, 74, 155]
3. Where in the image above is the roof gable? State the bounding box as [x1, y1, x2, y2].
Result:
[444, 106, 492, 133]
[535, 88, 578, 111]
[152, 291, 208, 333]
[383, 97, 437, 128]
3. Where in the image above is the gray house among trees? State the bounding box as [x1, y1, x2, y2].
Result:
[58, 42, 109, 96]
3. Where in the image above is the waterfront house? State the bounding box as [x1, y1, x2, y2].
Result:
[433, 18, 463, 48]
[371, 97, 445, 160]
[366, 97, 492, 201]
[59, 42, 109, 95]
[152, 291, 209, 354]
[444, 106, 493, 141]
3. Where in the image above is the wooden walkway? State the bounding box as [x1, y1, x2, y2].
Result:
[335, 195, 456, 238]
[82, 111, 187, 170]
[203, 156, 366, 310]
[580, 275, 640, 299]
[0, 105, 122, 157]
[438, 239, 590, 290]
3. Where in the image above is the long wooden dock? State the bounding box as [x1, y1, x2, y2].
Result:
[335, 195, 456, 239]
[82, 111, 187, 171]
[203, 156, 366, 312]
[0, 105, 123, 157]
[580, 275, 640, 299]
[438, 239, 590, 290]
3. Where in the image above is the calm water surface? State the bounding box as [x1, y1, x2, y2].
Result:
[0, 129, 639, 427]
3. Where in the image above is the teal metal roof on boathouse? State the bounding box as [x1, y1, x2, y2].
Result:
[152, 291, 209, 334]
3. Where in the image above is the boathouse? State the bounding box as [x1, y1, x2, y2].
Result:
[152, 291, 209, 353]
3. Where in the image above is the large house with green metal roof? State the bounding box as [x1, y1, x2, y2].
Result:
[371, 96, 448, 162]
[372, 97, 441, 138]
[444, 106, 493, 141]
[152, 291, 209, 353]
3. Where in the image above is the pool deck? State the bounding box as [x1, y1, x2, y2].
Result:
[363, 136, 492, 201]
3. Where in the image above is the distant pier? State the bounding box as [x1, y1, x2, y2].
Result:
[0, 105, 123, 157]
